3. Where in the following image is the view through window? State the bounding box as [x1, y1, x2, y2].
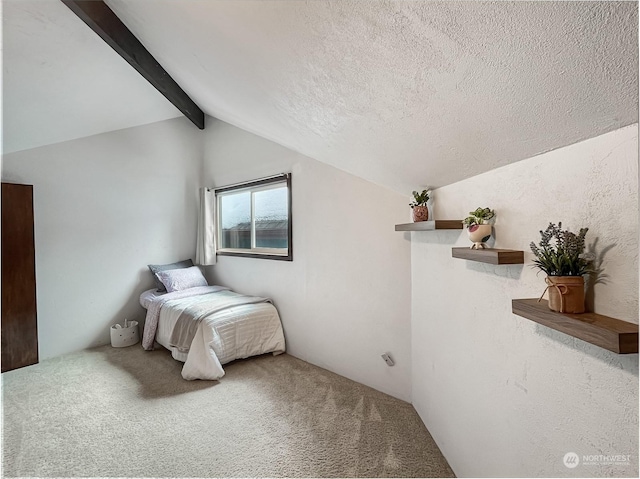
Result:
[216, 175, 291, 260]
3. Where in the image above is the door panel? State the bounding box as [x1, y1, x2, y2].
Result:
[2, 183, 38, 372]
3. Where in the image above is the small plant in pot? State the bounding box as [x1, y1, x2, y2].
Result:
[530, 222, 594, 314]
[410, 189, 430, 222]
[462, 207, 495, 249]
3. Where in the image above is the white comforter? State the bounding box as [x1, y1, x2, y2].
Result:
[140, 287, 286, 380]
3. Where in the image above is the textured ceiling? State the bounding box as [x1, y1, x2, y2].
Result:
[3, 1, 638, 193]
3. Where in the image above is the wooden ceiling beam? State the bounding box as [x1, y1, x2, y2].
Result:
[62, 0, 205, 129]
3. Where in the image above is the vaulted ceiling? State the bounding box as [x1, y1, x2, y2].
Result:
[3, 1, 638, 193]
[2, 0, 183, 154]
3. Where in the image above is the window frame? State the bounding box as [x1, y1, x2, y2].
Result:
[215, 173, 292, 261]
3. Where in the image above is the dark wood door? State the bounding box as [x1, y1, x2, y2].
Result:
[2, 183, 38, 372]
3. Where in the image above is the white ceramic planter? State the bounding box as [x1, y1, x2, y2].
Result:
[467, 224, 492, 249]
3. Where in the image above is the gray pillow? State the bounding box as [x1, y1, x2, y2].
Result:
[148, 259, 194, 293]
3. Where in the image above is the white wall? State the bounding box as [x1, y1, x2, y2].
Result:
[202, 118, 412, 401]
[411, 125, 639, 477]
[5, 108, 634, 476]
[2, 117, 202, 359]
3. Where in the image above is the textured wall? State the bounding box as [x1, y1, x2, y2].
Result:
[201, 118, 413, 401]
[411, 125, 638, 477]
[1, 117, 202, 359]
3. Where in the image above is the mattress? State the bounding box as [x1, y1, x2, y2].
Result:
[139, 287, 286, 379]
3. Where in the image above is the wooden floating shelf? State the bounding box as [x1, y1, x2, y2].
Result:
[451, 247, 524, 265]
[512, 299, 638, 354]
[395, 220, 463, 231]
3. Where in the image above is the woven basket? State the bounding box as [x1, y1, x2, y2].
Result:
[110, 320, 140, 348]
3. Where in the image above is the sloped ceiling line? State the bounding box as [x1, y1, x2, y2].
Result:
[61, 0, 205, 129]
[4, 1, 637, 193]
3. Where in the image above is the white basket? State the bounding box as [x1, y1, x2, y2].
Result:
[110, 320, 139, 348]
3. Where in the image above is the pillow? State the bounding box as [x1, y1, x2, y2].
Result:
[148, 259, 194, 292]
[155, 266, 208, 293]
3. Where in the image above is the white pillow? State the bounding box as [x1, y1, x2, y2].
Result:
[155, 266, 208, 293]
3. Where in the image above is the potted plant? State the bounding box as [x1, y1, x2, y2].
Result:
[462, 207, 495, 249]
[410, 189, 430, 222]
[530, 222, 593, 314]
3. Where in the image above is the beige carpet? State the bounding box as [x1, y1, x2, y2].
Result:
[2, 345, 454, 478]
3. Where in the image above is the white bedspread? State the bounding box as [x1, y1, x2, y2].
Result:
[140, 287, 285, 380]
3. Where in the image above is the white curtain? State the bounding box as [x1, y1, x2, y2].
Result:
[196, 187, 216, 265]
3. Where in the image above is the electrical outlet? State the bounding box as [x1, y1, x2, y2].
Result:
[381, 353, 395, 366]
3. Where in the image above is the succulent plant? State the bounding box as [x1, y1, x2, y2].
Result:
[410, 189, 430, 208]
[462, 207, 495, 227]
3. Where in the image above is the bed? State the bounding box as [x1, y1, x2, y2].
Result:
[140, 285, 286, 380]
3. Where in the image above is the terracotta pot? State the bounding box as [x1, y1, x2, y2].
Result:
[545, 276, 585, 313]
[412, 205, 429, 222]
[467, 224, 492, 249]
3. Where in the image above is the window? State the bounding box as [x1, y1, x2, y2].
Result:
[216, 174, 292, 261]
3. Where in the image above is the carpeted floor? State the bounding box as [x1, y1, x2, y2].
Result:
[2, 345, 454, 478]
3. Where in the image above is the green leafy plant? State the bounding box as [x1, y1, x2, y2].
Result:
[462, 207, 495, 227]
[410, 190, 430, 208]
[530, 222, 593, 276]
